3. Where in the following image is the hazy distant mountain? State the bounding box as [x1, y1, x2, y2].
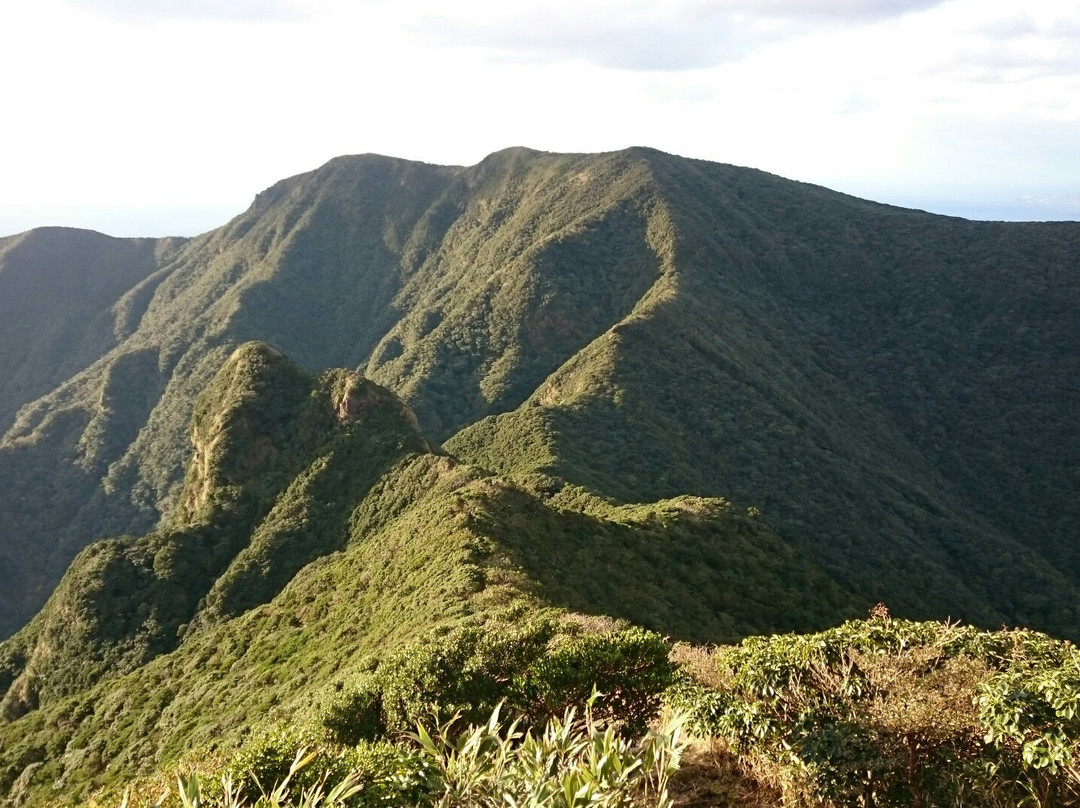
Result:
[0, 227, 185, 433]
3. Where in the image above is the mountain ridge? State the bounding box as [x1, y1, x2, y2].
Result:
[0, 145, 1077, 638]
[0, 146, 1078, 804]
[0, 338, 855, 803]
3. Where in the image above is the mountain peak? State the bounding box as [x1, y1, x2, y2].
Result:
[178, 341, 311, 525]
[0, 347, 436, 722]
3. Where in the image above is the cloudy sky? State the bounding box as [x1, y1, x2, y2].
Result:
[2, 0, 1078, 236]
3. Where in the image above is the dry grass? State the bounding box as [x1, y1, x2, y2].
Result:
[666, 642, 785, 806]
[667, 736, 782, 808]
[558, 611, 629, 635]
[669, 642, 728, 691]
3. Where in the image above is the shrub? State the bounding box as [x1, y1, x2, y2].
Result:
[147, 701, 685, 808]
[667, 614, 1080, 807]
[318, 621, 675, 744]
[341, 741, 434, 808]
[320, 675, 384, 747]
[170, 749, 365, 808]
[376, 623, 553, 734]
[519, 626, 675, 736]
[409, 700, 686, 807]
[224, 725, 335, 802]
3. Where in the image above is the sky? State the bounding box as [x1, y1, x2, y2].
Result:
[1, 0, 1078, 237]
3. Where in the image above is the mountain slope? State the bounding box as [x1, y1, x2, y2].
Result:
[0, 149, 672, 636]
[0, 227, 183, 435]
[447, 150, 1080, 634]
[0, 344, 851, 804]
[0, 228, 190, 632]
[0, 147, 1077, 645]
[0, 341, 432, 720]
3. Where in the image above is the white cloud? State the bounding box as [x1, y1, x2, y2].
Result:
[60, 0, 316, 23]
[738, 0, 943, 19]
[1, 0, 1078, 235]
[911, 1, 1080, 83]
[411, 0, 949, 71]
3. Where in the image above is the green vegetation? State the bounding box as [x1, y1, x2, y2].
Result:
[447, 155, 1080, 637]
[113, 698, 685, 808]
[0, 228, 178, 434]
[0, 343, 852, 804]
[0, 147, 1077, 805]
[0, 343, 433, 720]
[0, 228, 182, 636]
[668, 609, 1080, 806]
[35, 613, 1080, 808]
[318, 621, 673, 743]
[2, 147, 1079, 640]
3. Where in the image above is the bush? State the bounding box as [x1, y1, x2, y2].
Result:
[408, 701, 686, 808]
[667, 614, 1080, 807]
[342, 741, 434, 807]
[377, 622, 554, 734]
[224, 725, 334, 802]
[519, 626, 675, 736]
[319, 621, 674, 744]
[320, 675, 384, 747]
[152, 702, 685, 808]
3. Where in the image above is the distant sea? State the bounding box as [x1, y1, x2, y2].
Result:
[911, 197, 1080, 223]
[859, 191, 1080, 223]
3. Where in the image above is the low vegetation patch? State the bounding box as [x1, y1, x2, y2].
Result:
[103, 621, 682, 808]
[667, 607, 1080, 806]
[83, 612, 1080, 808]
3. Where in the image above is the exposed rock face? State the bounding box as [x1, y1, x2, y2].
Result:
[333, 372, 432, 452]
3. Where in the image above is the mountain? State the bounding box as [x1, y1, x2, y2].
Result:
[1, 147, 1077, 642]
[0, 227, 189, 629]
[0, 339, 849, 804]
[0, 146, 1078, 802]
[0, 227, 185, 435]
[449, 151, 1080, 631]
[0, 341, 433, 717]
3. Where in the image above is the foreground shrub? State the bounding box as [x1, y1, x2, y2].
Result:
[218, 730, 428, 808]
[136, 701, 684, 808]
[320, 621, 674, 743]
[173, 750, 363, 808]
[519, 627, 674, 736]
[409, 700, 686, 807]
[667, 611, 1080, 807]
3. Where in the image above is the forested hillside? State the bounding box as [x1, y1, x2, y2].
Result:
[0, 146, 1077, 804]
[5, 147, 1075, 639]
[0, 341, 850, 804]
[0, 228, 184, 434]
